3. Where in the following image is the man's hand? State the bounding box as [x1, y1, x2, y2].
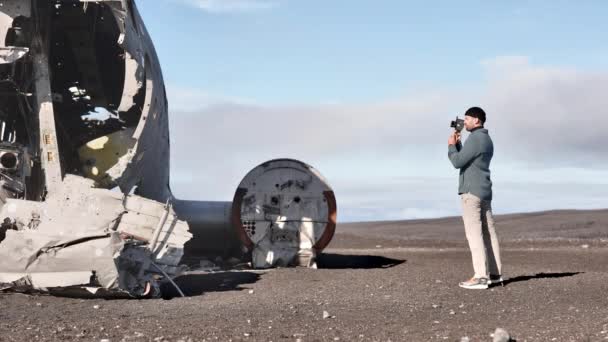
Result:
[448, 131, 461, 146]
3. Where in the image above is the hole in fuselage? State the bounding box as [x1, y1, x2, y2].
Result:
[47, 2, 144, 185]
[5, 16, 32, 48]
[0, 152, 18, 169]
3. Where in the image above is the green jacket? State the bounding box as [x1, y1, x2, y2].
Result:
[448, 127, 493, 201]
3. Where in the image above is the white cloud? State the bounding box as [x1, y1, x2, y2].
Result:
[481, 55, 531, 78]
[169, 58, 608, 166]
[175, 0, 279, 13]
[167, 85, 256, 111]
[168, 87, 462, 158]
[482, 56, 608, 167]
[168, 57, 608, 220]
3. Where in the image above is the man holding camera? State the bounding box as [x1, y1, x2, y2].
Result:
[448, 107, 502, 289]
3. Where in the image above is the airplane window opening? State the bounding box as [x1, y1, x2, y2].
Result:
[0, 152, 18, 169]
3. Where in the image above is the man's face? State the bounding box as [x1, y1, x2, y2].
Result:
[464, 115, 481, 131]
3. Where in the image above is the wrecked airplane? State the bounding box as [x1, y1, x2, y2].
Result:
[0, 0, 336, 298]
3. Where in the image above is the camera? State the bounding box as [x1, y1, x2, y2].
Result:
[450, 116, 464, 132]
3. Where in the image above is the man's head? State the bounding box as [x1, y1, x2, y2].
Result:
[463, 106, 486, 131]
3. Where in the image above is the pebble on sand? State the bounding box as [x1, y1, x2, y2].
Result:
[492, 327, 511, 342]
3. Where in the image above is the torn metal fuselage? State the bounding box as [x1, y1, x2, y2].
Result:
[0, 0, 190, 297]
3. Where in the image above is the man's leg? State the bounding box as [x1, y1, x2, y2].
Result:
[481, 200, 502, 277]
[461, 193, 488, 278]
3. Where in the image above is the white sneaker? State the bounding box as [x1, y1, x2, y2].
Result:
[458, 277, 489, 289]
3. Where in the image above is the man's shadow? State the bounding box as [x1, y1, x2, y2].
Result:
[499, 272, 582, 287]
[316, 253, 405, 269]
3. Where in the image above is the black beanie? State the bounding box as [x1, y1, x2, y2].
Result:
[464, 107, 486, 124]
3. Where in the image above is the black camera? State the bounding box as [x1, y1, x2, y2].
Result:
[450, 116, 464, 132]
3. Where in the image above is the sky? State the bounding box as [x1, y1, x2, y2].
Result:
[137, 0, 608, 222]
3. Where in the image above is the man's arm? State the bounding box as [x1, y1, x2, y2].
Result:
[455, 140, 462, 151]
[448, 135, 479, 169]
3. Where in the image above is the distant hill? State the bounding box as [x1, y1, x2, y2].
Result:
[331, 209, 608, 249]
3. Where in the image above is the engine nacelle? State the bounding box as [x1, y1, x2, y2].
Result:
[175, 159, 337, 268]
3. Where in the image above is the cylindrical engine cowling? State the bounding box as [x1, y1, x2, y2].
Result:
[176, 159, 337, 268]
[232, 159, 336, 268]
[175, 200, 236, 259]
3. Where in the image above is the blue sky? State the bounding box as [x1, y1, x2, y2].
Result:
[137, 1, 608, 221]
[142, 1, 608, 103]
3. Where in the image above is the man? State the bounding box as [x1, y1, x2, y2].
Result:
[448, 106, 502, 289]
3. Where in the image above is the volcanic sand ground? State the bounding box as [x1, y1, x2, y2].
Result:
[1, 209, 607, 341]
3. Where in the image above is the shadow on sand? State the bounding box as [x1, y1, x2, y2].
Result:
[501, 272, 582, 287]
[162, 254, 405, 298]
[317, 253, 406, 269]
[162, 271, 261, 299]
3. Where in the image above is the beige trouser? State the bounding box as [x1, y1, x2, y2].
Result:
[460, 193, 502, 278]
